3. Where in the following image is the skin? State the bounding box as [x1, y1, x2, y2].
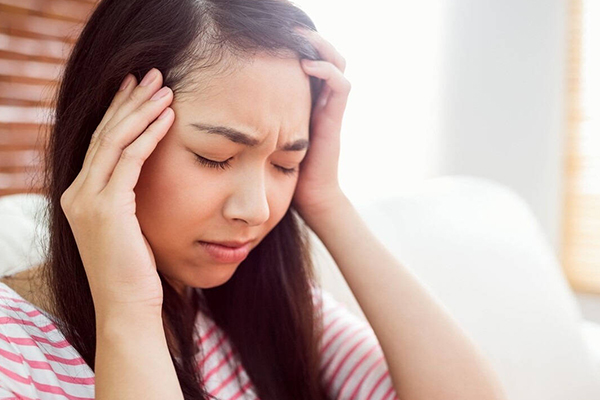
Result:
[133, 53, 312, 296]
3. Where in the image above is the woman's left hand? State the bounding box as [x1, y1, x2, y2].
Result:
[292, 27, 352, 222]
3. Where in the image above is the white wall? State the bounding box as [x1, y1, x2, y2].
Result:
[296, 0, 445, 208]
[435, 0, 568, 256]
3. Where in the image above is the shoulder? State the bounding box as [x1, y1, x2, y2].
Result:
[311, 285, 399, 400]
[0, 282, 95, 399]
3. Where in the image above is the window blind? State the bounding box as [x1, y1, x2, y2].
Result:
[562, 0, 600, 294]
[0, 0, 97, 196]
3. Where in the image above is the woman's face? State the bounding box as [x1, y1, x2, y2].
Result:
[134, 54, 312, 294]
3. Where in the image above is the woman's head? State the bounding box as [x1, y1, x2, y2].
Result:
[135, 53, 312, 293]
[42, 0, 328, 399]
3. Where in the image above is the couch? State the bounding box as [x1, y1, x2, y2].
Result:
[1, 175, 599, 399]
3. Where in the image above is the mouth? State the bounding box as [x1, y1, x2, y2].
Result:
[197, 240, 252, 263]
[202, 239, 253, 248]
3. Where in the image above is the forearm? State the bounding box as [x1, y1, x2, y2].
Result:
[303, 194, 506, 400]
[95, 310, 183, 400]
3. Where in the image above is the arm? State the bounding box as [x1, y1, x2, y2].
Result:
[95, 309, 183, 400]
[303, 192, 507, 400]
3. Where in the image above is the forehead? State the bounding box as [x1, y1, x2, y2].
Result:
[172, 53, 312, 143]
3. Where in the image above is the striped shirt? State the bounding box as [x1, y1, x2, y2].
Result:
[0, 282, 398, 399]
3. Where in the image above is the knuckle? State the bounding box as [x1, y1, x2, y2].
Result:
[98, 134, 116, 150]
[120, 148, 145, 167]
[89, 129, 102, 147]
[127, 88, 143, 103]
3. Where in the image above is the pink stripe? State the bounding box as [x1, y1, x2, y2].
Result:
[325, 334, 371, 392]
[0, 347, 25, 364]
[227, 380, 253, 400]
[0, 296, 29, 304]
[319, 315, 348, 354]
[321, 304, 339, 320]
[199, 324, 218, 345]
[199, 334, 227, 369]
[0, 333, 87, 366]
[0, 316, 57, 333]
[0, 304, 43, 319]
[0, 362, 29, 385]
[381, 385, 397, 400]
[0, 392, 35, 400]
[209, 364, 243, 396]
[322, 313, 344, 335]
[0, 332, 71, 350]
[44, 353, 88, 366]
[0, 364, 93, 400]
[204, 348, 234, 381]
[320, 325, 369, 372]
[349, 356, 385, 400]
[366, 369, 390, 399]
[0, 348, 93, 385]
[336, 344, 379, 397]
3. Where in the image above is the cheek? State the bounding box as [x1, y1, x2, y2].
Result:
[134, 146, 222, 238]
[265, 177, 298, 221]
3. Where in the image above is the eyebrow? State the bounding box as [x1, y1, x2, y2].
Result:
[189, 123, 309, 151]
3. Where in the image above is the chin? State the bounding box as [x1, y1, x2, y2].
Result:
[186, 264, 240, 289]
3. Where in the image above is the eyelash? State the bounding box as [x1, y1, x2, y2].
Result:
[193, 154, 298, 176]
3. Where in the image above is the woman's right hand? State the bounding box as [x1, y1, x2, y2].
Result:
[59, 68, 174, 318]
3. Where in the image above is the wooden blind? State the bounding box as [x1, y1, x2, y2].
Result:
[0, 0, 98, 197]
[561, 0, 600, 294]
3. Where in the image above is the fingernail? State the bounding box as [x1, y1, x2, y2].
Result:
[119, 74, 133, 91]
[140, 68, 159, 87]
[151, 86, 171, 100]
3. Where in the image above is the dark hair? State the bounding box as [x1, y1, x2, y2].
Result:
[38, 0, 328, 399]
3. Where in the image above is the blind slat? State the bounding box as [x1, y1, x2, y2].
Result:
[0, 11, 83, 42]
[0, 33, 72, 61]
[562, 0, 600, 294]
[0, 0, 96, 197]
[0, 0, 95, 22]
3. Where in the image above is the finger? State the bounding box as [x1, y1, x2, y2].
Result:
[83, 86, 174, 193]
[103, 107, 173, 195]
[296, 27, 346, 73]
[315, 84, 332, 113]
[70, 73, 137, 191]
[100, 69, 164, 138]
[80, 69, 164, 185]
[95, 74, 137, 140]
[301, 60, 351, 123]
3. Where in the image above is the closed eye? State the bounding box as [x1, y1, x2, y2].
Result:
[193, 153, 298, 176]
[193, 154, 232, 170]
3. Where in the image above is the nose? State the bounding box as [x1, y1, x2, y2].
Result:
[223, 172, 270, 226]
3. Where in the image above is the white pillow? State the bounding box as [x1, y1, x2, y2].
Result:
[312, 175, 600, 400]
[0, 194, 49, 277]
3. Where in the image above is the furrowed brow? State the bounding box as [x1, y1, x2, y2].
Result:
[189, 123, 309, 151]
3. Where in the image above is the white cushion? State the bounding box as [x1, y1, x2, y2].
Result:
[313, 174, 600, 400]
[583, 320, 600, 377]
[3, 179, 600, 399]
[0, 193, 49, 277]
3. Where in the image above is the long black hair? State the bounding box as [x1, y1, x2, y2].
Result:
[39, 0, 328, 398]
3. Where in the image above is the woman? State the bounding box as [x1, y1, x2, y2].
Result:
[0, 0, 507, 399]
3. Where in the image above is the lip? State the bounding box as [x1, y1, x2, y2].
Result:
[197, 240, 253, 263]
[205, 239, 253, 248]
